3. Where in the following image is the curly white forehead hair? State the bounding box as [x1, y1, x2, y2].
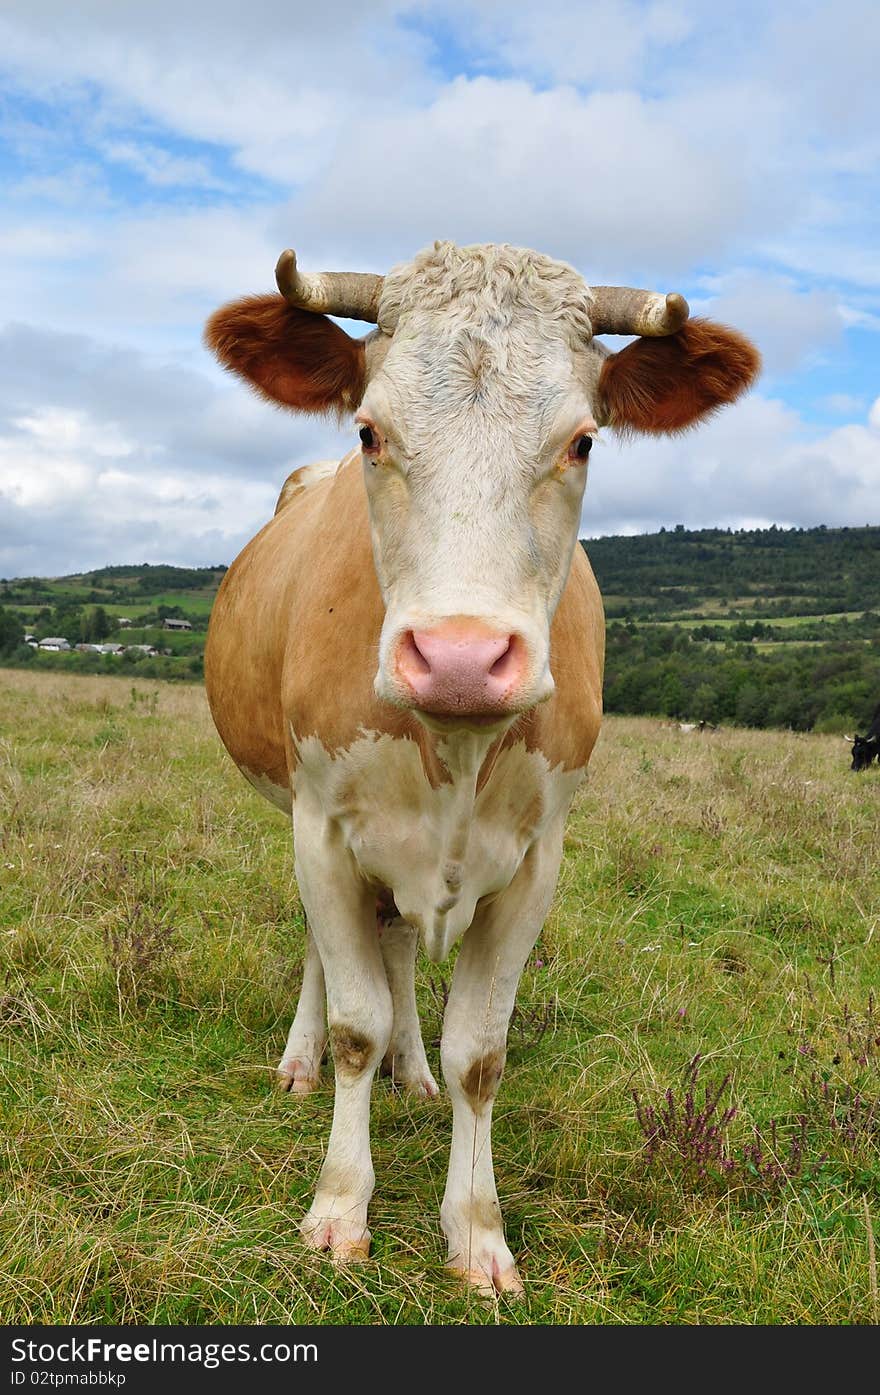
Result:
[376, 241, 596, 347]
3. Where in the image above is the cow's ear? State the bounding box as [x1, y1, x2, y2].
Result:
[596, 319, 760, 434]
[204, 295, 365, 416]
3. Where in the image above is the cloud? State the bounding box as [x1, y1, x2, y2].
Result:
[281, 76, 777, 279]
[820, 393, 866, 416]
[0, 322, 354, 575]
[0, 1, 431, 185]
[582, 393, 880, 537]
[99, 141, 231, 190]
[439, 0, 696, 86]
[0, 206, 285, 350]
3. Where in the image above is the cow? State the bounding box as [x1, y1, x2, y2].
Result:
[203, 240, 759, 1295]
[851, 703, 880, 771]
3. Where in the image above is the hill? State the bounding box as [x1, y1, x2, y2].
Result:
[581, 525, 880, 732]
[1, 524, 879, 731]
[585, 523, 880, 620]
[0, 563, 226, 682]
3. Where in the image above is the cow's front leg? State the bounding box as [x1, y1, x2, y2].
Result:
[294, 818, 392, 1264]
[379, 916, 438, 1098]
[276, 923, 326, 1094]
[440, 828, 564, 1297]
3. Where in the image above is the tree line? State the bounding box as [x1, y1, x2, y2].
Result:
[604, 622, 880, 731]
[584, 524, 880, 619]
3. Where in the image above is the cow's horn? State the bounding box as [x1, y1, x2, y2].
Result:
[275, 249, 384, 323]
[589, 287, 689, 337]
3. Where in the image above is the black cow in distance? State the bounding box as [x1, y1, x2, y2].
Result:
[851, 704, 880, 771]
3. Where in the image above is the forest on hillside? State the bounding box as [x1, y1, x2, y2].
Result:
[579, 524, 880, 731]
[603, 621, 879, 731]
[584, 524, 880, 618]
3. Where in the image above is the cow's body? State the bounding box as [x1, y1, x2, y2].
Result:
[204, 239, 758, 1293]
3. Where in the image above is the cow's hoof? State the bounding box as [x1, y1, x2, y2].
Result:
[444, 1226, 525, 1298]
[301, 1210, 371, 1265]
[449, 1260, 525, 1298]
[391, 1071, 440, 1100]
[409, 1075, 440, 1099]
[381, 1051, 440, 1099]
[330, 1235, 371, 1265]
[276, 1059, 321, 1094]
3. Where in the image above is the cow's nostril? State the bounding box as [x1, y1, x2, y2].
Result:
[488, 637, 517, 680]
[399, 630, 432, 677]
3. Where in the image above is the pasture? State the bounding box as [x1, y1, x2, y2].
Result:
[0, 668, 877, 1325]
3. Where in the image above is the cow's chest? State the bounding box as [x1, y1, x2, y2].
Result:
[291, 728, 584, 961]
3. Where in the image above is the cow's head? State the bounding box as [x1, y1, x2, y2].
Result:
[206, 242, 759, 728]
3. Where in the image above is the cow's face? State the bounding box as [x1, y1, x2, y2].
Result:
[207, 241, 759, 728]
[358, 253, 604, 720]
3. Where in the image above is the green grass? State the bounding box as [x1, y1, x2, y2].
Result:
[113, 591, 216, 616]
[1, 670, 878, 1324]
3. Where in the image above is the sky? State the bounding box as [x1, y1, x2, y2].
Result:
[0, 0, 878, 577]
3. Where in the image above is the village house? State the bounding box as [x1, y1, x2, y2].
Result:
[162, 618, 192, 631]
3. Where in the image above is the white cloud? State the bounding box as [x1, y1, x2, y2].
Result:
[283, 76, 774, 278]
[820, 393, 866, 416]
[0, 1, 431, 185]
[582, 393, 880, 537]
[11, 405, 133, 462]
[0, 323, 354, 575]
[99, 141, 230, 190]
[444, 0, 696, 86]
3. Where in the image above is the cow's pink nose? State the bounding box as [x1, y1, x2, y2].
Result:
[396, 620, 527, 715]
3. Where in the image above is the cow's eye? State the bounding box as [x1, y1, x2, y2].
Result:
[359, 425, 378, 452]
[569, 434, 593, 462]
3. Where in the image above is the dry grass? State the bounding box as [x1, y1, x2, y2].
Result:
[1, 669, 878, 1324]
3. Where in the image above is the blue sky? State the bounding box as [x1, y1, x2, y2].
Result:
[0, 0, 877, 575]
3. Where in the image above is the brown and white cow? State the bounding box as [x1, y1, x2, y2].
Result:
[204, 241, 758, 1295]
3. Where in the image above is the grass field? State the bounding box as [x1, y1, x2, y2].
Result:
[1, 669, 878, 1325]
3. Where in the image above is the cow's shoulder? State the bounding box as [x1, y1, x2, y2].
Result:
[274, 458, 342, 513]
[207, 454, 474, 793]
[277, 455, 446, 777]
